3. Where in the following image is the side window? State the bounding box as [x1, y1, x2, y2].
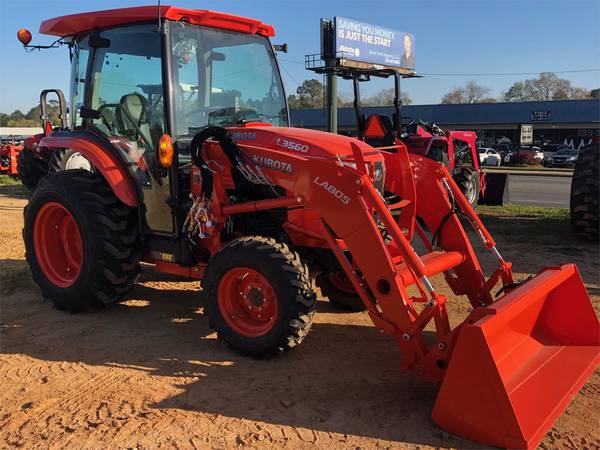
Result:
[69, 37, 90, 129]
[90, 24, 165, 168]
[453, 139, 474, 167]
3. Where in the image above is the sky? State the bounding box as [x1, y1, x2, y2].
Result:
[0, 0, 599, 113]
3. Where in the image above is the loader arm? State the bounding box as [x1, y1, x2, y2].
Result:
[203, 138, 599, 449]
[205, 140, 515, 382]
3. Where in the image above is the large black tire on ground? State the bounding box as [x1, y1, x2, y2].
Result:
[454, 167, 481, 208]
[203, 236, 317, 356]
[570, 144, 599, 240]
[17, 147, 49, 190]
[317, 271, 366, 312]
[23, 170, 141, 312]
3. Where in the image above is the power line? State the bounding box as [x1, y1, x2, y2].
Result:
[278, 61, 302, 88]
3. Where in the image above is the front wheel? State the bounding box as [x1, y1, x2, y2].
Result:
[203, 236, 317, 356]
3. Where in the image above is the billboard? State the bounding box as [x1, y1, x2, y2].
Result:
[333, 17, 415, 70]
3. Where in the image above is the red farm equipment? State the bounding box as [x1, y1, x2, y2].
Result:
[0, 135, 24, 176]
[17, 6, 598, 449]
[301, 61, 503, 208]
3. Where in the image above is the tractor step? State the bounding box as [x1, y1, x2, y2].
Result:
[394, 250, 465, 285]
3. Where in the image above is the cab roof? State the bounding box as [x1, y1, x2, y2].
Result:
[39, 5, 275, 38]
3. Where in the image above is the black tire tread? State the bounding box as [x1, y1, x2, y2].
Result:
[50, 148, 93, 173]
[203, 236, 317, 356]
[24, 170, 141, 312]
[17, 147, 49, 190]
[570, 144, 599, 240]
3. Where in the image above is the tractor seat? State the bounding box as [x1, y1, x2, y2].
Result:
[116, 93, 153, 150]
[394, 250, 466, 285]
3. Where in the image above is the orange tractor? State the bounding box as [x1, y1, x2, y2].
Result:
[17, 6, 599, 449]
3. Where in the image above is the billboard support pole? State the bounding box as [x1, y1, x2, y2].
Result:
[327, 70, 337, 134]
[353, 75, 363, 140]
[393, 71, 402, 137]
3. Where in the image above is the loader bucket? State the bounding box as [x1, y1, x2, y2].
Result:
[432, 264, 600, 449]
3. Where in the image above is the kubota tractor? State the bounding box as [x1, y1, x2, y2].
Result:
[17, 6, 599, 449]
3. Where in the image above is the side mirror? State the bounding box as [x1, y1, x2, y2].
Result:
[17, 28, 32, 46]
[210, 51, 226, 62]
[274, 43, 288, 53]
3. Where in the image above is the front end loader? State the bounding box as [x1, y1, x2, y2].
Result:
[17, 6, 599, 449]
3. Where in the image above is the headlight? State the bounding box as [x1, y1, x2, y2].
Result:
[567, 156, 577, 161]
[340, 161, 357, 169]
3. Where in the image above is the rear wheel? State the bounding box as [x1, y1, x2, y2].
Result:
[23, 170, 141, 312]
[454, 167, 481, 208]
[17, 147, 49, 190]
[570, 144, 599, 240]
[50, 148, 93, 172]
[317, 270, 366, 312]
[203, 236, 317, 356]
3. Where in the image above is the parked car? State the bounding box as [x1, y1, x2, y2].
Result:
[541, 143, 568, 159]
[478, 147, 502, 166]
[496, 136, 512, 145]
[544, 149, 579, 167]
[504, 146, 543, 165]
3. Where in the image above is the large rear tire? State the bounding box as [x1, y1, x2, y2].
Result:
[17, 147, 49, 190]
[23, 170, 141, 312]
[317, 271, 366, 312]
[454, 167, 481, 208]
[570, 144, 599, 240]
[203, 236, 317, 356]
[50, 148, 93, 172]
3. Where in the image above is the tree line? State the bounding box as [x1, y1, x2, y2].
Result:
[2, 73, 597, 122]
[287, 72, 598, 108]
[0, 100, 63, 127]
[441, 72, 598, 104]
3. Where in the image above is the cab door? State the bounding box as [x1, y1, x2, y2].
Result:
[86, 24, 173, 234]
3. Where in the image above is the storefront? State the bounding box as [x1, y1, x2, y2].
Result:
[291, 99, 599, 148]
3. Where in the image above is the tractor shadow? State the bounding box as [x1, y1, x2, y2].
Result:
[0, 267, 486, 449]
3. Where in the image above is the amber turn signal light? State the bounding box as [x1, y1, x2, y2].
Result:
[17, 29, 32, 46]
[158, 134, 174, 168]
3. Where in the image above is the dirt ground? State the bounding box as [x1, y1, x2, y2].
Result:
[1, 186, 599, 450]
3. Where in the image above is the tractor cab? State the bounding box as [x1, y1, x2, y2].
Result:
[30, 6, 288, 238]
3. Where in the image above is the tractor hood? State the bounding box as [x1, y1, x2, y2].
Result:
[228, 125, 381, 162]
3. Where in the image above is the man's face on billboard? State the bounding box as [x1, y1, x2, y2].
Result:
[404, 34, 412, 53]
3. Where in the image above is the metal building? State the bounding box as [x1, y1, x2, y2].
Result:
[291, 99, 600, 147]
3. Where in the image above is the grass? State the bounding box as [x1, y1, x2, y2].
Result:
[477, 204, 569, 220]
[484, 166, 573, 172]
[475, 204, 583, 255]
[0, 175, 22, 186]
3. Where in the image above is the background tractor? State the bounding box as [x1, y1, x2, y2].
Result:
[17, 5, 599, 449]
[570, 141, 599, 240]
[0, 134, 24, 177]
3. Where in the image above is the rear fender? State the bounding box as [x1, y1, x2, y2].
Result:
[38, 133, 139, 207]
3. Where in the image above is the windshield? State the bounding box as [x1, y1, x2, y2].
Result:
[169, 22, 288, 137]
